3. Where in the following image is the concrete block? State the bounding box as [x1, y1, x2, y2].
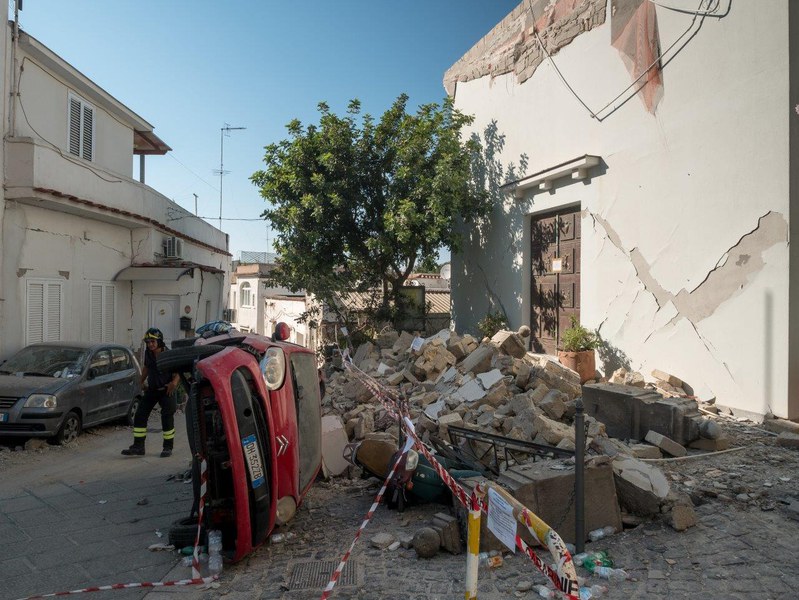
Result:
[437, 412, 464, 438]
[628, 443, 662, 459]
[645, 430, 687, 457]
[490, 330, 527, 358]
[321, 416, 350, 478]
[612, 456, 671, 517]
[459, 345, 495, 375]
[651, 369, 682, 387]
[496, 459, 622, 544]
[534, 414, 574, 446]
[583, 383, 701, 445]
[432, 512, 462, 555]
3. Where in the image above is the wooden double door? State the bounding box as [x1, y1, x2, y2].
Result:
[530, 206, 581, 355]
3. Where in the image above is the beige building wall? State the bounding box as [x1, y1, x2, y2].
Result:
[450, 1, 796, 418]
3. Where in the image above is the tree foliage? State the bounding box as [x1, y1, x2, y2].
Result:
[251, 94, 487, 322]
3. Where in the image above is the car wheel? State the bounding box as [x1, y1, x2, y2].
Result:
[125, 397, 140, 426]
[157, 345, 225, 373]
[169, 515, 205, 549]
[54, 411, 81, 445]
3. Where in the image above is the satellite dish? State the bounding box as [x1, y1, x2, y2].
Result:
[439, 263, 451, 280]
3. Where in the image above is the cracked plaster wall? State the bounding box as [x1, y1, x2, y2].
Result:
[450, 1, 796, 417]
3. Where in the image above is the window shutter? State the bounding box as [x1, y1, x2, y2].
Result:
[68, 98, 81, 156]
[103, 284, 115, 342]
[89, 284, 103, 343]
[27, 282, 44, 344]
[82, 104, 93, 161]
[89, 283, 116, 343]
[45, 282, 62, 342]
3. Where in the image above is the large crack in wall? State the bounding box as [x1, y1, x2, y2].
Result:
[591, 211, 788, 323]
[588, 210, 789, 388]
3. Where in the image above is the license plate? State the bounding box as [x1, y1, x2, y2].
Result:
[241, 434, 265, 489]
[0, 413, 7, 422]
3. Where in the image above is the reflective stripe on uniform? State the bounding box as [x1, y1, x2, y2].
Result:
[133, 427, 147, 439]
[163, 429, 176, 440]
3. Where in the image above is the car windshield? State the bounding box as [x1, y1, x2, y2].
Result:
[0, 346, 89, 378]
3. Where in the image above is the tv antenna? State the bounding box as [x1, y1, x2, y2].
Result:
[213, 123, 246, 230]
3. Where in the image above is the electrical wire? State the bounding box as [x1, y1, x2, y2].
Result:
[525, 0, 717, 121]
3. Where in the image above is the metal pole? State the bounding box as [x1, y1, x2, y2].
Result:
[218, 127, 224, 230]
[574, 397, 585, 554]
[217, 125, 246, 231]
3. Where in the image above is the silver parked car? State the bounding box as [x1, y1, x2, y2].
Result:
[0, 342, 142, 444]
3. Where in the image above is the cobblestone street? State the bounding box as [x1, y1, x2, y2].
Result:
[148, 426, 799, 600]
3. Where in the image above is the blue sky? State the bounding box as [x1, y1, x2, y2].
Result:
[19, 1, 517, 262]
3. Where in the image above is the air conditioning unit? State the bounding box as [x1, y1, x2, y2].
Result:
[164, 236, 183, 259]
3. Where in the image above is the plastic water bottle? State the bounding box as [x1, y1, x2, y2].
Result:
[208, 551, 223, 576]
[207, 530, 223, 554]
[579, 584, 609, 599]
[478, 551, 503, 569]
[593, 566, 628, 581]
[533, 584, 556, 598]
[588, 525, 616, 542]
[582, 551, 613, 573]
[270, 531, 296, 543]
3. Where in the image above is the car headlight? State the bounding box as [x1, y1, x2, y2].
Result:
[24, 394, 57, 408]
[259, 347, 286, 390]
[405, 449, 419, 471]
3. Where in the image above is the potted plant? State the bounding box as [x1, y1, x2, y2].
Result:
[558, 316, 600, 383]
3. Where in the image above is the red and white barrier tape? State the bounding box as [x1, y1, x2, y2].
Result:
[14, 576, 218, 600]
[344, 359, 577, 597]
[319, 437, 412, 600]
[192, 457, 208, 579]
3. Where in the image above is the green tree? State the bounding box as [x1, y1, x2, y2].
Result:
[251, 94, 487, 323]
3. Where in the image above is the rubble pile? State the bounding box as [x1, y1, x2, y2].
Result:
[321, 328, 751, 536]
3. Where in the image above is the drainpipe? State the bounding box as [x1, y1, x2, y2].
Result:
[9, 0, 19, 136]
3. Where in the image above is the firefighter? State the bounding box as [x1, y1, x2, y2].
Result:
[121, 328, 180, 457]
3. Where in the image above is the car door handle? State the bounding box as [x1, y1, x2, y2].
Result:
[106, 386, 113, 392]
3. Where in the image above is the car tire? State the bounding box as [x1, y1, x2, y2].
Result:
[157, 345, 225, 373]
[53, 411, 81, 445]
[125, 397, 140, 426]
[168, 515, 205, 549]
[171, 337, 200, 349]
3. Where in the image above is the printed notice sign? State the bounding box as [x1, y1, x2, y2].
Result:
[552, 257, 563, 273]
[487, 488, 517, 552]
[410, 336, 425, 352]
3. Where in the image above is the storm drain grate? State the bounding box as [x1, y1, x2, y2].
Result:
[287, 560, 359, 589]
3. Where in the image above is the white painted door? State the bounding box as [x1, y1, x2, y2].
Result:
[147, 296, 180, 348]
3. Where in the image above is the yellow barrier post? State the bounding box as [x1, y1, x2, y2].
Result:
[464, 487, 484, 600]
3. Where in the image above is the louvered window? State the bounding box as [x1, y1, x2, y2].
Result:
[68, 94, 94, 161]
[26, 279, 64, 345]
[89, 282, 116, 343]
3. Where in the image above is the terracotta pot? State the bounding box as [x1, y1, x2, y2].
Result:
[557, 349, 596, 384]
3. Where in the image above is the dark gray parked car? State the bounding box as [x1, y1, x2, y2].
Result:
[0, 342, 142, 444]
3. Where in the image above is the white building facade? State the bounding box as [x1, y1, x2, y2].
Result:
[447, 0, 799, 419]
[0, 14, 231, 356]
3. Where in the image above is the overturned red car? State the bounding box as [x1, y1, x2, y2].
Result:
[159, 324, 322, 562]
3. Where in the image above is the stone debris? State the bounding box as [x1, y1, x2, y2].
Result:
[319, 326, 750, 540]
[370, 532, 397, 550]
[645, 430, 688, 458]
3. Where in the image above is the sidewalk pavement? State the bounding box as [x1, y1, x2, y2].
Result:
[0, 417, 193, 600]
